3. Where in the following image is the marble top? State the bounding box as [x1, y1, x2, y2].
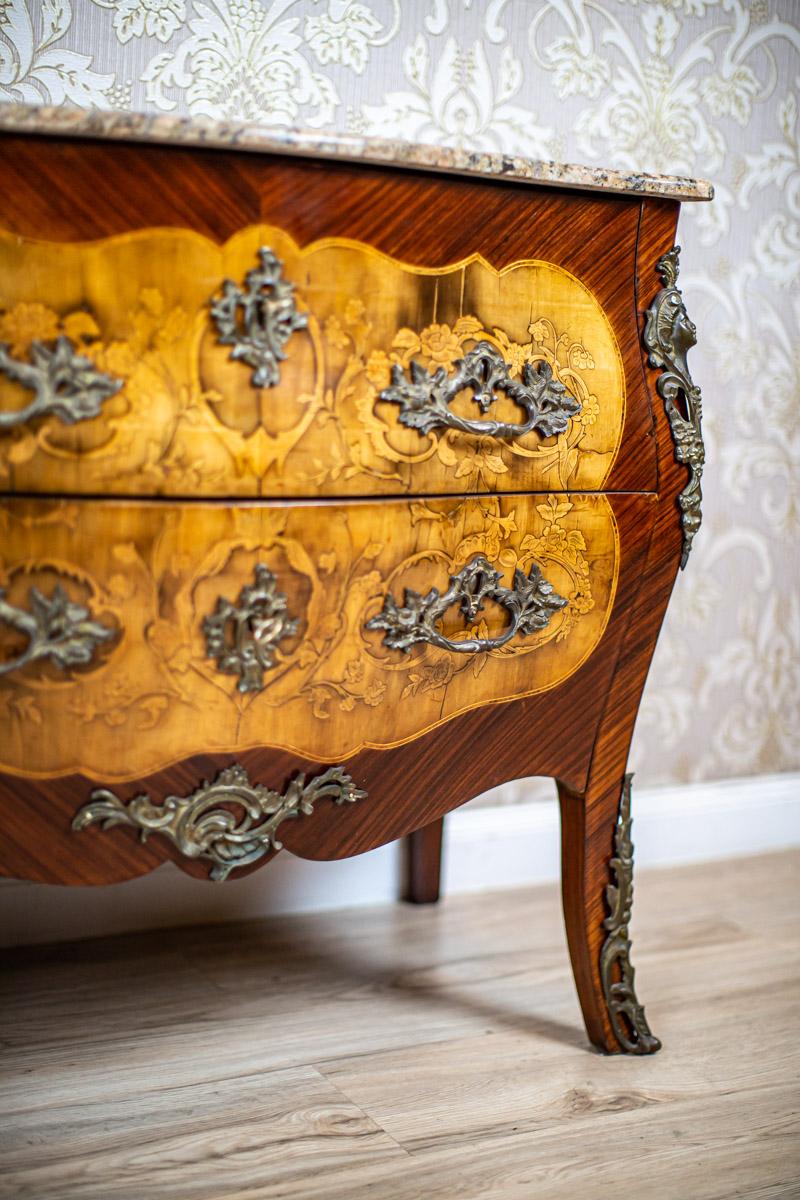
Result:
[0, 104, 713, 202]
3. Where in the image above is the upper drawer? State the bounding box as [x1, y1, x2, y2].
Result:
[0, 140, 658, 500]
[0, 226, 628, 498]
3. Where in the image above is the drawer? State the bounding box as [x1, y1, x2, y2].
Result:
[0, 225, 631, 499]
[0, 493, 639, 782]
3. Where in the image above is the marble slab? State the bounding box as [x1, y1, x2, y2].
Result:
[0, 103, 713, 202]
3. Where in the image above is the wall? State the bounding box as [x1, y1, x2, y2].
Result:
[1, 0, 798, 793]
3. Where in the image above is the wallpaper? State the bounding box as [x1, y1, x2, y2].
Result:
[1, 0, 798, 793]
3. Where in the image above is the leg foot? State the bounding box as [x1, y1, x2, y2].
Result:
[403, 817, 444, 904]
[559, 774, 660, 1055]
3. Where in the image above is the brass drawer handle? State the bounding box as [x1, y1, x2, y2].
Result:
[202, 563, 298, 693]
[366, 554, 567, 655]
[0, 336, 122, 430]
[0, 583, 115, 677]
[379, 341, 581, 440]
[210, 245, 308, 388]
[72, 764, 366, 881]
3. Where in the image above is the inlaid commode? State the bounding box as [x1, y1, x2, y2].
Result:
[0, 105, 710, 1056]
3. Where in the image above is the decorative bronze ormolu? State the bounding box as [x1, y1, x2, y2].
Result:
[366, 554, 567, 655]
[643, 246, 705, 567]
[379, 341, 581, 440]
[0, 583, 115, 677]
[202, 563, 298, 694]
[599, 775, 661, 1055]
[72, 764, 367, 882]
[0, 335, 122, 429]
[210, 245, 308, 388]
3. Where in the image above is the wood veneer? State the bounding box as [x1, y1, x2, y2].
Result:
[0, 136, 657, 496]
[0, 226, 632, 498]
[0, 128, 690, 1055]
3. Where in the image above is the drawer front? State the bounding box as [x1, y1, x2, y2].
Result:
[0, 225, 627, 498]
[0, 494, 626, 781]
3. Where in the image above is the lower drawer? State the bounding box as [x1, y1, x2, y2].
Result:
[0, 493, 627, 784]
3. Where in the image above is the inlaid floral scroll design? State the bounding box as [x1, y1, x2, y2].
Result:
[0, 294, 218, 491]
[379, 340, 581, 440]
[4, 0, 794, 791]
[161, 496, 597, 726]
[1, 494, 615, 776]
[0, 336, 123, 430]
[1, 230, 614, 497]
[0, 539, 177, 737]
[325, 309, 604, 491]
[0, 582, 115, 678]
[0, 284, 326, 493]
[366, 554, 567, 655]
[316, 495, 596, 712]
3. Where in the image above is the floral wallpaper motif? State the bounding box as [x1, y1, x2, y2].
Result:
[1, 0, 798, 791]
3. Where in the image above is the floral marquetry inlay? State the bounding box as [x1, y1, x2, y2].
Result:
[0, 0, 795, 795]
[0, 493, 624, 782]
[0, 226, 625, 499]
[0, 582, 116, 679]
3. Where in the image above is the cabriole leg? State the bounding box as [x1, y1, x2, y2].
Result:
[558, 773, 660, 1055]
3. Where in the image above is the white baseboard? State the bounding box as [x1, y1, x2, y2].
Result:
[2, 772, 798, 947]
[443, 771, 800, 893]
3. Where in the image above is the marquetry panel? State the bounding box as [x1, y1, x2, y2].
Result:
[0, 493, 623, 780]
[0, 226, 625, 498]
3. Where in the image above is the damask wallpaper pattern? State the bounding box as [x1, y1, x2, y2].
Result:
[1, 0, 798, 791]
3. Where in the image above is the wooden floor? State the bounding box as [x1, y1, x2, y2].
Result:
[1, 851, 798, 1200]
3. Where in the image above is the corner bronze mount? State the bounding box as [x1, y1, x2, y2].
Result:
[644, 245, 705, 567]
[210, 245, 308, 388]
[202, 563, 299, 693]
[0, 583, 115, 677]
[599, 775, 661, 1055]
[72, 764, 367, 882]
[366, 554, 567, 655]
[379, 340, 581, 440]
[0, 335, 123, 429]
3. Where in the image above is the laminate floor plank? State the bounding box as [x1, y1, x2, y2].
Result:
[320, 981, 798, 1151]
[0, 1066, 409, 1200]
[226, 1084, 797, 1200]
[1, 851, 797, 1199]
